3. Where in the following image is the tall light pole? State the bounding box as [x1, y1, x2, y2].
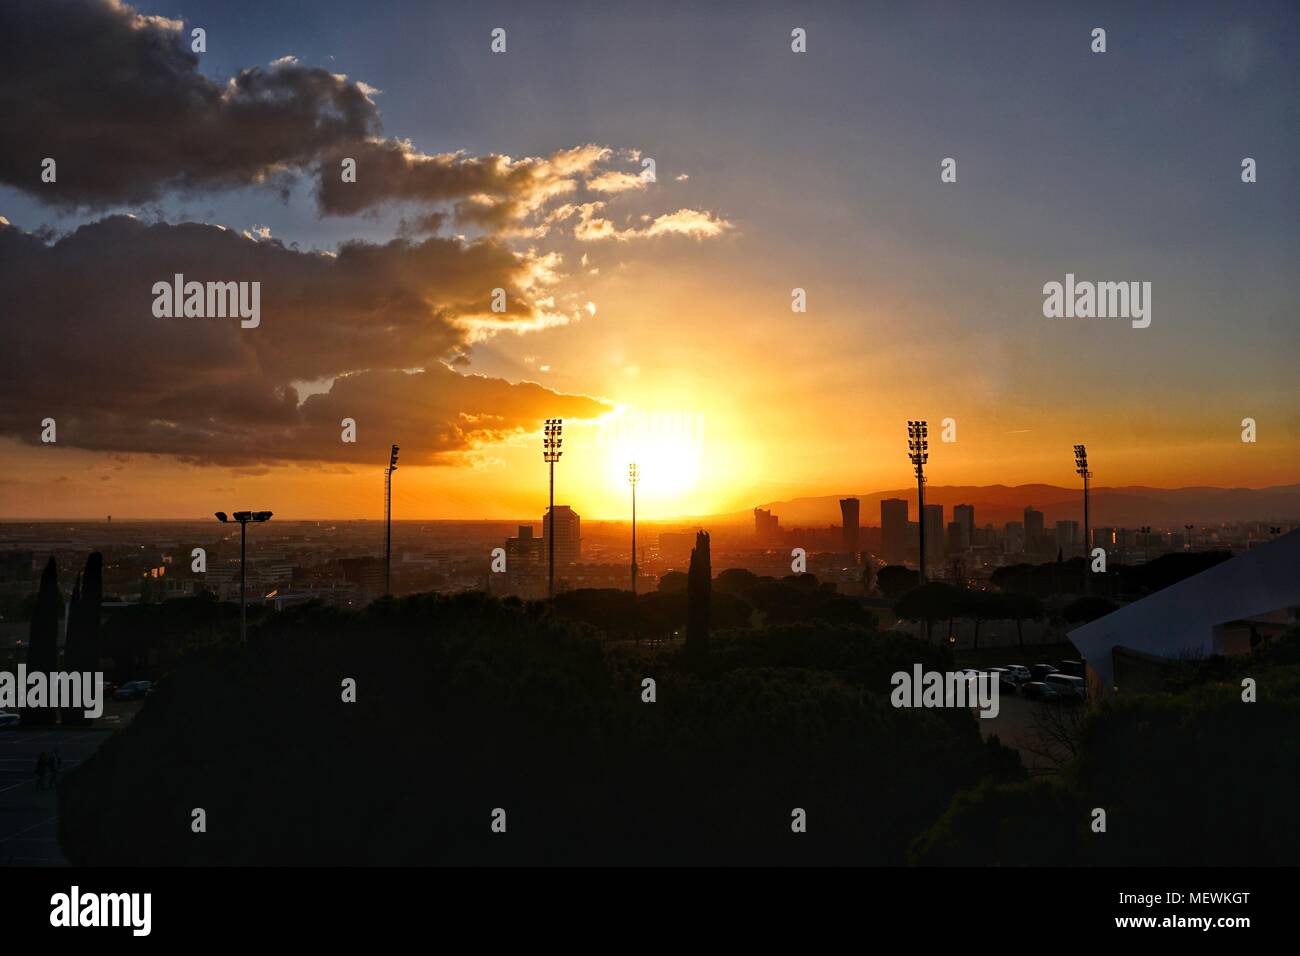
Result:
[1139, 525, 1151, 565]
[1075, 444, 1092, 595]
[214, 510, 272, 643]
[1184, 524, 1194, 551]
[628, 463, 640, 594]
[543, 419, 563, 600]
[385, 443, 399, 597]
[907, 421, 929, 584]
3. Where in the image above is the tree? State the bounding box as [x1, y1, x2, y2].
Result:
[959, 589, 998, 650]
[876, 565, 919, 601]
[62, 554, 103, 726]
[686, 530, 711, 651]
[1000, 591, 1045, 647]
[22, 557, 61, 726]
[895, 582, 962, 643]
[657, 571, 687, 593]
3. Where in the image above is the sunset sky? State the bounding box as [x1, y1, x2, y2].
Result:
[1, 0, 1296, 520]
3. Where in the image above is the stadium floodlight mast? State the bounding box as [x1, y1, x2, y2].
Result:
[214, 510, 273, 643]
[628, 463, 640, 595]
[1184, 524, 1194, 551]
[1075, 444, 1092, 595]
[385, 444, 399, 597]
[543, 419, 563, 600]
[907, 420, 929, 583]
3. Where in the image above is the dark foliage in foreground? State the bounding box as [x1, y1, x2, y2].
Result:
[59, 592, 1019, 865]
[910, 630, 1300, 866]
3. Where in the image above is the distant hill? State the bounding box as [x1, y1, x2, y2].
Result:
[706, 484, 1300, 528]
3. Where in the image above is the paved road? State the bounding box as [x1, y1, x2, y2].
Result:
[0, 728, 113, 866]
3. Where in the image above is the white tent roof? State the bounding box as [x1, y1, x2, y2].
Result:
[1068, 528, 1300, 691]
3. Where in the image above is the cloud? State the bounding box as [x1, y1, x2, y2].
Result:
[0, 0, 378, 207]
[0, 1, 733, 245]
[586, 170, 648, 194]
[571, 203, 732, 241]
[0, 216, 611, 464]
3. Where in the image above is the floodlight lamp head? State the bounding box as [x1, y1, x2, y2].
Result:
[253, 511, 273, 522]
[233, 511, 253, 522]
[214, 512, 228, 523]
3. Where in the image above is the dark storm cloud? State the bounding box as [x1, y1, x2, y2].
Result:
[0, 1, 711, 234]
[0, 0, 379, 207]
[0, 216, 611, 464]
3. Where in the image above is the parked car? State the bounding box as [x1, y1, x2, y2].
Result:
[1001, 664, 1032, 684]
[1044, 672, 1086, 700]
[1055, 660, 1085, 677]
[1029, 663, 1059, 682]
[1020, 681, 1058, 701]
[987, 667, 1017, 693]
[113, 680, 153, 701]
[0, 709, 19, 729]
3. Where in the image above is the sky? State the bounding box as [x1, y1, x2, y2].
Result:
[1, 0, 1296, 520]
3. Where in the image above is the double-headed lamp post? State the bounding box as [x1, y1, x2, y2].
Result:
[907, 421, 929, 583]
[543, 419, 563, 600]
[628, 463, 640, 595]
[385, 444, 399, 597]
[214, 510, 272, 642]
[1075, 444, 1092, 595]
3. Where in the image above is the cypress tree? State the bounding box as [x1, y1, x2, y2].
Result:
[63, 555, 103, 727]
[686, 530, 711, 651]
[22, 557, 60, 726]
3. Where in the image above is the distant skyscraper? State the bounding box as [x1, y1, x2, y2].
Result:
[880, 498, 908, 562]
[924, 503, 945, 561]
[1056, 520, 1079, 551]
[754, 507, 780, 544]
[1023, 506, 1045, 552]
[1004, 520, 1025, 554]
[543, 506, 581, 566]
[840, 498, 860, 553]
[953, 503, 975, 549]
[947, 521, 964, 553]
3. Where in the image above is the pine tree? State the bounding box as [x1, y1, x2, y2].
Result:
[686, 530, 711, 651]
[22, 557, 60, 726]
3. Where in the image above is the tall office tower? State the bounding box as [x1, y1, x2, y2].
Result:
[543, 505, 582, 566]
[880, 498, 909, 563]
[753, 507, 781, 544]
[840, 498, 860, 553]
[953, 503, 975, 549]
[1056, 520, 1080, 551]
[1024, 506, 1045, 551]
[1004, 520, 1025, 554]
[924, 503, 945, 561]
[947, 521, 964, 553]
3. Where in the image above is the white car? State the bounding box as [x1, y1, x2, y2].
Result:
[1001, 664, 1032, 684]
[0, 709, 19, 729]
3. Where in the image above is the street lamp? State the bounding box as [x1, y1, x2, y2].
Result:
[1075, 444, 1092, 594]
[628, 463, 640, 595]
[543, 419, 563, 600]
[214, 510, 272, 642]
[907, 421, 929, 583]
[385, 444, 399, 597]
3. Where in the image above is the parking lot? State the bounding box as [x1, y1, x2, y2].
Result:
[0, 727, 115, 865]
